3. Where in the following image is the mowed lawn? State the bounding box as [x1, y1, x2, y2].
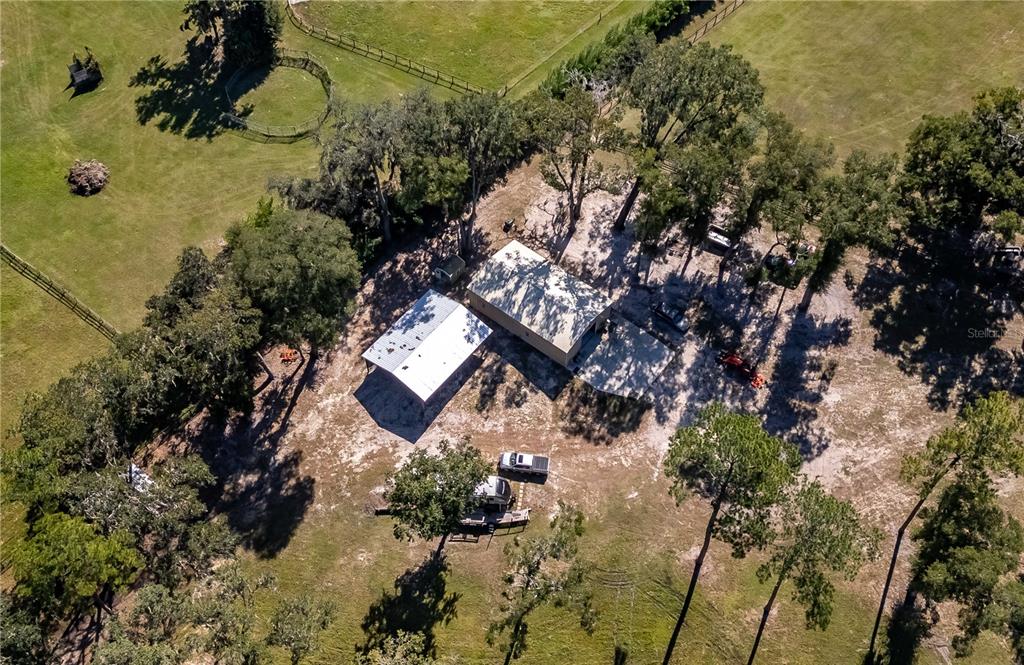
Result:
[709, 0, 1024, 158]
[0, 265, 108, 433]
[239, 440, 1008, 665]
[229, 65, 329, 127]
[298, 0, 649, 90]
[0, 1, 435, 428]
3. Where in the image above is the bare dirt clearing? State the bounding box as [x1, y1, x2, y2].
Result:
[189, 159, 1021, 663]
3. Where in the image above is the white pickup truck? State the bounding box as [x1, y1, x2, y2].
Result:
[498, 451, 550, 477]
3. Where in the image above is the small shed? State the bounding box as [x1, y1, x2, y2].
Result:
[433, 255, 466, 285]
[66, 50, 102, 93]
[361, 289, 491, 401]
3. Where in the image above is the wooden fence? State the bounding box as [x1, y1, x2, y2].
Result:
[285, 2, 494, 96]
[220, 49, 335, 142]
[1, 244, 119, 341]
[687, 0, 746, 43]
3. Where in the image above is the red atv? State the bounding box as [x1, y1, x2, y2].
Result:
[716, 351, 767, 389]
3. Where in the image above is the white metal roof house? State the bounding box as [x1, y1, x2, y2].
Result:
[361, 289, 492, 402]
[466, 240, 612, 366]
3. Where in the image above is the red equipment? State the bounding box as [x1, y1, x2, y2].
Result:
[716, 351, 767, 389]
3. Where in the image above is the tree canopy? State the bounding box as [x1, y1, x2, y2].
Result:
[665, 403, 801, 556]
[798, 149, 905, 310]
[902, 86, 1024, 234]
[747, 480, 879, 664]
[912, 469, 1024, 656]
[226, 200, 361, 349]
[12, 513, 142, 622]
[531, 83, 626, 229]
[902, 390, 1024, 487]
[662, 403, 801, 663]
[266, 595, 336, 665]
[487, 502, 595, 663]
[617, 40, 763, 232]
[384, 438, 491, 548]
[182, 0, 281, 66]
[354, 632, 448, 665]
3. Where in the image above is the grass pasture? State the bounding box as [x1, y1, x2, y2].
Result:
[297, 0, 651, 91]
[0, 1, 443, 428]
[709, 0, 1024, 158]
[228, 65, 329, 127]
[0, 264, 107, 430]
[237, 413, 1008, 665]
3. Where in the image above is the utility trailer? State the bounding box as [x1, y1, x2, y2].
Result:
[460, 508, 531, 533]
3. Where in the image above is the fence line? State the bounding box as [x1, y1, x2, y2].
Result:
[220, 48, 335, 141]
[285, 2, 494, 96]
[687, 0, 746, 43]
[1, 244, 119, 341]
[502, 0, 627, 98]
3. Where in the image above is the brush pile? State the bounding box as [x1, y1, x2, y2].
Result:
[67, 159, 109, 196]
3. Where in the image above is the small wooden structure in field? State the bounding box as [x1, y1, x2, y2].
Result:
[66, 48, 102, 94]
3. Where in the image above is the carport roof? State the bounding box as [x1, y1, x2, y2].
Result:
[361, 289, 492, 401]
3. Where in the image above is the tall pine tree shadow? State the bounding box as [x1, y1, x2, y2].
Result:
[866, 592, 934, 665]
[358, 555, 461, 658]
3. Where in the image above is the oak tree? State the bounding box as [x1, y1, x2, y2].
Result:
[226, 201, 361, 350]
[384, 438, 491, 553]
[11, 513, 141, 624]
[531, 84, 626, 232]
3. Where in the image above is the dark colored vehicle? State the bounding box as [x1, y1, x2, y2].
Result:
[498, 452, 550, 477]
[653, 301, 689, 333]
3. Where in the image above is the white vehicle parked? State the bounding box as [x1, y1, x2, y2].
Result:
[704, 224, 733, 253]
[498, 451, 549, 478]
[474, 475, 513, 509]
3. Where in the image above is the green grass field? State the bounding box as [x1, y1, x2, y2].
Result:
[0, 265, 108, 431]
[240, 455, 1007, 665]
[0, 1, 442, 430]
[709, 0, 1024, 158]
[229, 65, 329, 127]
[298, 0, 650, 90]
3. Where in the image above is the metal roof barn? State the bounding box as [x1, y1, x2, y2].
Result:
[361, 289, 492, 402]
[467, 240, 612, 366]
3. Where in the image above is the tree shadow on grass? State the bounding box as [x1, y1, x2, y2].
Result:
[130, 36, 267, 140]
[867, 592, 935, 665]
[358, 555, 461, 658]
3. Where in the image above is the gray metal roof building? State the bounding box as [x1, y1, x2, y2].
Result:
[361, 289, 492, 401]
[467, 241, 612, 366]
